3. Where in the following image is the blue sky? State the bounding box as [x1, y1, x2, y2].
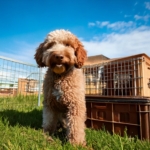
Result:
[0, 0, 150, 64]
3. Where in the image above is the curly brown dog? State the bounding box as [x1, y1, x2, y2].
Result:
[34, 29, 87, 145]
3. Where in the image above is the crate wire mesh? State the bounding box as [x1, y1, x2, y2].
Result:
[0, 56, 45, 98]
[83, 56, 144, 97]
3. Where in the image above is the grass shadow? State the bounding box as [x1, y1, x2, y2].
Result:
[0, 108, 69, 145]
[53, 123, 68, 145]
[0, 108, 42, 129]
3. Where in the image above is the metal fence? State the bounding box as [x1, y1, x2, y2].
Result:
[0, 56, 46, 106]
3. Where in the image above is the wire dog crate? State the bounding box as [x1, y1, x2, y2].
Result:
[83, 53, 150, 97]
[84, 54, 150, 140]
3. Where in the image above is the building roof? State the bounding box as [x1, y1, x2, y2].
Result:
[84, 54, 110, 65]
[84, 53, 150, 66]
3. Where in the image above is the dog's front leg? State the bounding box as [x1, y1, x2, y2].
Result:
[66, 104, 86, 146]
[42, 105, 58, 135]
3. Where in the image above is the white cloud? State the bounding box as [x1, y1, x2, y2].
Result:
[95, 21, 110, 28]
[88, 21, 136, 31]
[134, 14, 150, 21]
[107, 21, 135, 30]
[82, 26, 150, 58]
[88, 22, 96, 27]
[1, 20, 150, 66]
[2, 25, 150, 65]
[145, 2, 150, 10]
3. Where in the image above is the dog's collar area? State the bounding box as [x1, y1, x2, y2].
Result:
[52, 88, 63, 101]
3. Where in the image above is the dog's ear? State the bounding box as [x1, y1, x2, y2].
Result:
[34, 42, 46, 67]
[75, 42, 87, 68]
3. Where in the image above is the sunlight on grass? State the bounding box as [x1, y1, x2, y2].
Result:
[0, 95, 150, 149]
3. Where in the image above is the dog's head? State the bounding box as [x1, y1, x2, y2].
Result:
[34, 29, 87, 74]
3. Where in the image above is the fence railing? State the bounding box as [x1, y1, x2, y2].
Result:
[0, 56, 46, 106]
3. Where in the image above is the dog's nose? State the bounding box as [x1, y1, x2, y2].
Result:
[55, 54, 64, 60]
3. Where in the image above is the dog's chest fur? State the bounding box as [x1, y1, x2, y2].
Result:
[47, 69, 74, 110]
[52, 79, 64, 101]
[44, 67, 82, 112]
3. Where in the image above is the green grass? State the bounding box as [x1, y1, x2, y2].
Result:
[0, 95, 150, 150]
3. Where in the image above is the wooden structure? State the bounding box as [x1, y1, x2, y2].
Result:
[0, 79, 39, 97]
[18, 78, 39, 96]
[85, 54, 109, 65]
[83, 53, 150, 97]
[0, 88, 17, 97]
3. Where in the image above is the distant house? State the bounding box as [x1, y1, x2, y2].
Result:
[18, 78, 39, 95]
[84, 54, 109, 66]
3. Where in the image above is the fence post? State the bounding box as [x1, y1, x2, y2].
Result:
[38, 67, 42, 106]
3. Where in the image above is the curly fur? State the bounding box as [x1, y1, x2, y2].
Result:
[34, 29, 87, 145]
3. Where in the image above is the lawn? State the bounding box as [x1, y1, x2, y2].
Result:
[0, 95, 150, 150]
